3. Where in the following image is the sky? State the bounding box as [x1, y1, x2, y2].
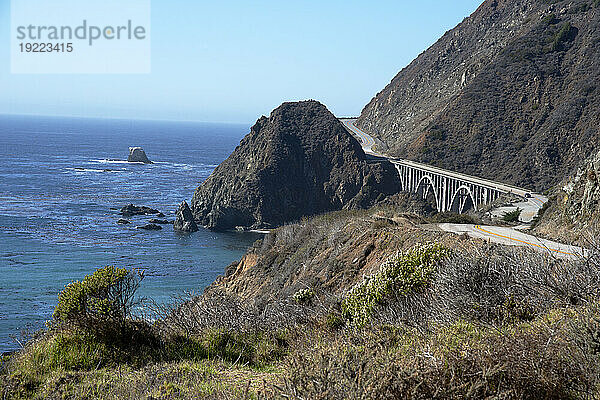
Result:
[0, 0, 483, 123]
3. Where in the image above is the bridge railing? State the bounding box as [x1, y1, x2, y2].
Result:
[390, 159, 532, 197]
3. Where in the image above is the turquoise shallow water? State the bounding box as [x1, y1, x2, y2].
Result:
[0, 115, 260, 352]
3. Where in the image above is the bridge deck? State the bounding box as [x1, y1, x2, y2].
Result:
[391, 159, 532, 197]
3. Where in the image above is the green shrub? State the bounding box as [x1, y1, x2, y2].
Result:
[542, 13, 557, 25]
[427, 126, 446, 141]
[53, 266, 143, 328]
[502, 208, 522, 223]
[324, 312, 345, 331]
[550, 22, 572, 51]
[428, 212, 480, 224]
[293, 288, 314, 304]
[341, 244, 447, 327]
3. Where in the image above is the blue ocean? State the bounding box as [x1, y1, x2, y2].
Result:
[0, 115, 260, 353]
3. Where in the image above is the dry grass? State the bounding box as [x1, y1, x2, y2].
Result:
[2, 359, 280, 400]
[279, 313, 599, 400]
[276, 234, 600, 399]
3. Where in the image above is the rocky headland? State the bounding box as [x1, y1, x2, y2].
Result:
[190, 100, 400, 230]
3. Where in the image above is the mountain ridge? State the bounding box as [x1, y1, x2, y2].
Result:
[358, 0, 600, 192]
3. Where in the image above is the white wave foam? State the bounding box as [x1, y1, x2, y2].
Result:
[90, 159, 143, 165]
[66, 168, 119, 173]
[91, 159, 217, 168]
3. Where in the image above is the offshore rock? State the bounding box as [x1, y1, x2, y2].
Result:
[120, 204, 161, 217]
[128, 147, 152, 164]
[137, 223, 162, 231]
[149, 219, 171, 225]
[174, 201, 199, 232]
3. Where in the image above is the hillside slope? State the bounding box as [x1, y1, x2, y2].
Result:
[206, 205, 456, 308]
[358, 0, 600, 191]
[534, 149, 600, 243]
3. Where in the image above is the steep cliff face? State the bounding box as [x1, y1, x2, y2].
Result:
[358, 0, 600, 191]
[535, 149, 600, 243]
[191, 100, 400, 230]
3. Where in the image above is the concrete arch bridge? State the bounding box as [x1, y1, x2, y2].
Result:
[340, 118, 540, 214]
[391, 159, 531, 213]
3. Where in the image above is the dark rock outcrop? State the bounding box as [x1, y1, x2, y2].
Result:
[358, 0, 600, 191]
[128, 147, 152, 164]
[120, 204, 161, 217]
[149, 219, 171, 225]
[137, 223, 162, 231]
[117, 219, 130, 224]
[174, 201, 199, 232]
[191, 100, 400, 230]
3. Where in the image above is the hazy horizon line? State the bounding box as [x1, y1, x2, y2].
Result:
[0, 111, 255, 126]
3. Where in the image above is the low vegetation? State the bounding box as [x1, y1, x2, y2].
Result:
[53, 266, 143, 328]
[341, 244, 447, 327]
[0, 267, 287, 399]
[3, 211, 600, 399]
[550, 22, 574, 51]
[427, 212, 481, 224]
[502, 207, 522, 222]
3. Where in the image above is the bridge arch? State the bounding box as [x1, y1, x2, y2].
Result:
[397, 167, 406, 192]
[394, 164, 410, 192]
[416, 175, 440, 211]
[449, 185, 477, 213]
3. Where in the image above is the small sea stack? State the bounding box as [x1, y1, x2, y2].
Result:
[128, 147, 152, 164]
[174, 201, 199, 232]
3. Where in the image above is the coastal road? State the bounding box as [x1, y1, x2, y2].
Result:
[339, 117, 581, 258]
[438, 223, 586, 259]
[340, 118, 378, 155]
[341, 118, 546, 221]
[491, 193, 548, 223]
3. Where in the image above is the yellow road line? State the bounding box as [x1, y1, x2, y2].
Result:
[533, 198, 545, 207]
[474, 225, 575, 256]
[344, 120, 374, 147]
